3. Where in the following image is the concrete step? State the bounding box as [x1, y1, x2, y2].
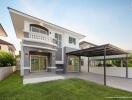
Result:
[23, 75, 65, 84]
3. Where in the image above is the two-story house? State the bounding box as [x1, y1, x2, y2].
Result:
[8, 7, 85, 76]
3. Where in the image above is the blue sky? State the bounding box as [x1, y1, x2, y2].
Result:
[0, 0, 132, 51]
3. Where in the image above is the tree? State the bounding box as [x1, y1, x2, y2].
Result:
[0, 51, 16, 67]
[128, 52, 132, 67]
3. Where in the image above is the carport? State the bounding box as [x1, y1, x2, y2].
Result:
[67, 44, 128, 86]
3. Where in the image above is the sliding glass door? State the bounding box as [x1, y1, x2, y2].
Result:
[67, 55, 80, 72]
[31, 56, 39, 72]
[30, 55, 47, 72]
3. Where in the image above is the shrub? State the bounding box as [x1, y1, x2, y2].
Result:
[0, 51, 16, 67]
[128, 52, 132, 67]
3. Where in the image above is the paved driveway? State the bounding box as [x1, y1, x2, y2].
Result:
[63, 72, 132, 92]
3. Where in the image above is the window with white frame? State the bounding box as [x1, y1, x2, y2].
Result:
[30, 24, 49, 35]
[69, 36, 76, 45]
[55, 33, 62, 47]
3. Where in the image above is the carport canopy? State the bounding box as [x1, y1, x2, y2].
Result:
[67, 44, 127, 57]
[66, 44, 128, 86]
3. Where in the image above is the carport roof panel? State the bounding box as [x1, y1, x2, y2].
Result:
[67, 44, 128, 57]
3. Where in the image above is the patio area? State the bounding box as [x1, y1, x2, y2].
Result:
[64, 72, 132, 92]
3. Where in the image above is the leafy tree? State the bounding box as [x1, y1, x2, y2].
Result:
[128, 52, 132, 67]
[0, 51, 16, 67]
[111, 52, 132, 67]
[111, 59, 121, 67]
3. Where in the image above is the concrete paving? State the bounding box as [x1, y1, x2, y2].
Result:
[63, 72, 132, 92]
[23, 72, 65, 84]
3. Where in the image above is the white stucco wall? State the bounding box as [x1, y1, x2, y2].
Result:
[89, 67, 132, 78]
[0, 66, 16, 80]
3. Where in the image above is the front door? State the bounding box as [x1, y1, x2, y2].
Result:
[30, 55, 47, 72]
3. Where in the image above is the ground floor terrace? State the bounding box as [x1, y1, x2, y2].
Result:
[21, 44, 131, 88]
[20, 45, 57, 76]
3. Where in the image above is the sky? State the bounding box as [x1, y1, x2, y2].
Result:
[0, 0, 132, 52]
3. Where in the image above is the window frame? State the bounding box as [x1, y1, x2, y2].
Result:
[69, 36, 76, 45]
[30, 24, 49, 35]
[55, 33, 62, 47]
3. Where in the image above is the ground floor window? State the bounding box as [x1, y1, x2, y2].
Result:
[67, 55, 79, 72]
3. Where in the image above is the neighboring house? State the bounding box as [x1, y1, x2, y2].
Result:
[8, 7, 85, 76]
[79, 41, 97, 72]
[0, 24, 15, 55]
[79, 41, 97, 49]
[0, 24, 7, 37]
[0, 39, 16, 56]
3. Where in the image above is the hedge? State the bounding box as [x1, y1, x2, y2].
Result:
[0, 51, 16, 67]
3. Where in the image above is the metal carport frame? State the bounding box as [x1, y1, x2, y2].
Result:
[67, 44, 128, 86]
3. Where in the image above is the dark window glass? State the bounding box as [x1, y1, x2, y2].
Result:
[30, 24, 49, 35]
[55, 33, 62, 47]
[69, 37, 76, 45]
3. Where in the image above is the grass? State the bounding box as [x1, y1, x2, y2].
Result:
[0, 72, 132, 100]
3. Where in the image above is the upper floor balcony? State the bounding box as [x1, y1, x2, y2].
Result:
[23, 31, 57, 46]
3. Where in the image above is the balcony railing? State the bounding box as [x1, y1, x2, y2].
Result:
[24, 31, 57, 46]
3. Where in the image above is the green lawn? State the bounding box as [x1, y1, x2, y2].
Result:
[0, 72, 132, 100]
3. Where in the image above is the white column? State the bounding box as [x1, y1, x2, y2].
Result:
[120, 59, 123, 67]
[20, 43, 24, 76]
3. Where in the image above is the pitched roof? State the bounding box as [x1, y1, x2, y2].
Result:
[0, 24, 7, 36]
[0, 39, 16, 51]
[67, 44, 127, 57]
[8, 7, 86, 39]
[79, 41, 97, 46]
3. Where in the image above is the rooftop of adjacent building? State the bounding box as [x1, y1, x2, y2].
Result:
[0, 24, 7, 37]
[0, 39, 16, 51]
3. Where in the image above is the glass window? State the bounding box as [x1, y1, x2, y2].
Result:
[30, 25, 48, 35]
[55, 33, 62, 47]
[31, 26, 39, 33]
[69, 36, 76, 45]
